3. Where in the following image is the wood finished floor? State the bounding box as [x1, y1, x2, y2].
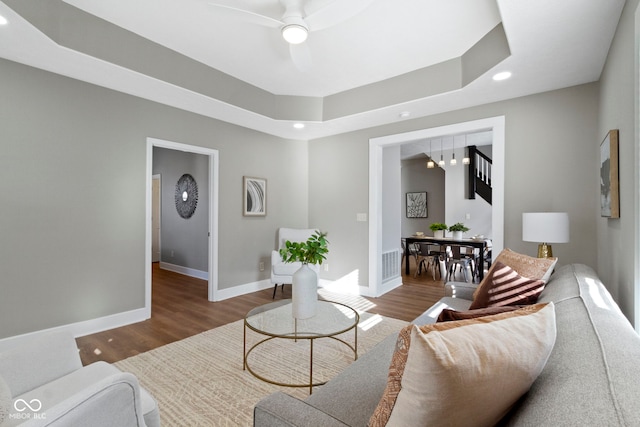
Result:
[76, 260, 444, 366]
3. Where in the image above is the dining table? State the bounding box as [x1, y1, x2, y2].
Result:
[404, 235, 490, 281]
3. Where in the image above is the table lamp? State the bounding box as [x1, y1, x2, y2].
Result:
[522, 212, 570, 258]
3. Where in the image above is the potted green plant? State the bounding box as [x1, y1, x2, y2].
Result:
[279, 231, 329, 319]
[279, 231, 329, 265]
[429, 222, 448, 239]
[448, 222, 470, 240]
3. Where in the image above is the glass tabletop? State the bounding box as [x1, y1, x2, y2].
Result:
[245, 299, 359, 339]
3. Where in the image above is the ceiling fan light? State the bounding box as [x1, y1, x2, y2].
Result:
[282, 24, 308, 44]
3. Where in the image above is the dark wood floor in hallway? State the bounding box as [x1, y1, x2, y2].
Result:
[75, 261, 444, 365]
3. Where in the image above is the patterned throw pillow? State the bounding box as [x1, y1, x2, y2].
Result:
[473, 249, 557, 303]
[469, 261, 545, 309]
[496, 248, 557, 280]
[369, 303, 554, 427]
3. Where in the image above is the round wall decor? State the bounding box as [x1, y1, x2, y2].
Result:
[175, 174, 198, 219]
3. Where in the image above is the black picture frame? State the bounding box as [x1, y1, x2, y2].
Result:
[406, 192, 427, 218]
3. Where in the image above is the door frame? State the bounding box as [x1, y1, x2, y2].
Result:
[368, 116, 505, 297]
[151, 174, 161, 263]
[145, 137, 219, 317]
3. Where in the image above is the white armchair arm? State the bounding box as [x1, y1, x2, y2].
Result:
[271, 249, 282, 267]
[0, 331, 82, 397]
[17, 372, 148, 427]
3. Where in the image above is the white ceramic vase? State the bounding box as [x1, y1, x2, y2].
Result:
[434, 230, 444, 239]
[452, 231, 463, 240]
[292, 263, 318, 319]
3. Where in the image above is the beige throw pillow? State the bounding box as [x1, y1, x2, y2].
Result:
[369, 303, 556, 427]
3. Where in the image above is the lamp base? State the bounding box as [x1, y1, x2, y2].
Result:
[537, 243, 553, 258]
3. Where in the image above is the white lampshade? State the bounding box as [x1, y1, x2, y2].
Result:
[522, 212, 570, 243]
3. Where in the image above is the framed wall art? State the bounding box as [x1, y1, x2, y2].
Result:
[406, 191, 427, 218]
[600, 129, 619, 218]
[243, 176, 267, 216]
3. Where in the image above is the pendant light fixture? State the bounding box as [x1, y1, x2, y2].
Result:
[427, 139, 435, 168]
[463, 134, 470, 165]
[450, 136, 457, 166]
[438, 138, 445, 167]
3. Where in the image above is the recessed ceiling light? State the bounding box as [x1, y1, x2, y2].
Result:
[0, 15, 8, 25]
[293, 123, 305, 129]
[399, 111, 411, 119]
[493, 71, 512, 81]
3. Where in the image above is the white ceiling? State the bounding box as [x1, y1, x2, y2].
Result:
[0, 0, 625, 140]
[61, 0, 502, 97]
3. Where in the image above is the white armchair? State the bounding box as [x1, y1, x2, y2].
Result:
[271, 228, 320, 298]
[0, 331, 159, 427]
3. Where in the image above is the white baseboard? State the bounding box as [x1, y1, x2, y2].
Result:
[0, 307, 150, 352]
[159, 262, 209, 280]
[215, 279, 272, 300]
[379, 276, 403, 296]
[0, 277, 348, 351]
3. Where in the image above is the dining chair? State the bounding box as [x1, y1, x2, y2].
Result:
[401, 238, 419, 270]
[414, 243, 443, 279]
[445, 245, 475, 283]
[473, 239, 493, 280]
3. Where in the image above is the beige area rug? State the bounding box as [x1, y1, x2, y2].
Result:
[114, 300, 407, 426]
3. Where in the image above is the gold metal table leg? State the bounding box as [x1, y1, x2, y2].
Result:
[309, 338, 314, 394]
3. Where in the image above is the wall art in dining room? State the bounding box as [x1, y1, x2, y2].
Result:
[406, 191, 427, 218]
[243, 176, 267, 216]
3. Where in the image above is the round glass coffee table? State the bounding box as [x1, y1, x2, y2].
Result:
[243, 299, 359, 394]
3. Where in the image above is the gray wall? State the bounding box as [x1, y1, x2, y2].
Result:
[596, 0, 639, 323]
[4, 0, 638, 337]
[152, 147, 209, 272]
[309, 84, 598, 289]
[401, 158, 446, 236]
[0, 57, 308, 339]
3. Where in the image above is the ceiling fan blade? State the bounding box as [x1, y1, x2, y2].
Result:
[207, 3, 283, 29]
[289, 43, 312, 71]
[304, 0, 376, 32]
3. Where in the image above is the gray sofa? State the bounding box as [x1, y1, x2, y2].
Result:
[254, 264, 640, 426]
[0, 331, 159, 427]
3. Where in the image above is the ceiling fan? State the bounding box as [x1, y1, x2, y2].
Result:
[208, 0, 376, 70]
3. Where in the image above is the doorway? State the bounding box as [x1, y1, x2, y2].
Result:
[368, 116, 505, 297]
[144, 138, 219, 318]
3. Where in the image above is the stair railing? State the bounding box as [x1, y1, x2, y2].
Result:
[467, 145, 492, 203]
